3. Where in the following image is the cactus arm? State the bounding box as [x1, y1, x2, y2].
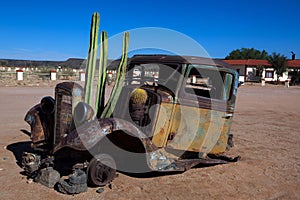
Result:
[96, 31, 108, 118]
[101, 32, 129, 118]
[84, 12, 100, 107]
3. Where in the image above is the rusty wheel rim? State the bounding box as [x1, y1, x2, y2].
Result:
[87, 154, 116, 187]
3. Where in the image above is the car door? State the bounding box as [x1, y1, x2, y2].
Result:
[165, 64, 236, 155]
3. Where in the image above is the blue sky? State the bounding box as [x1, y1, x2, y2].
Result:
[1, 0, 300, 60]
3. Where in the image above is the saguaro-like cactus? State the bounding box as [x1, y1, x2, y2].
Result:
[96, 31, 108, 118]
[84, 12, 100, 107]
[101, 32, 130, 118]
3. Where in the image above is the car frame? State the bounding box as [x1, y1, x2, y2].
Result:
[24, 55, 240, 187]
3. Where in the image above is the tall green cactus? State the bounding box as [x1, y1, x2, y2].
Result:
[96, 31, 108, 118]
[101, 32, 130, 118]
[84, 12, 100, 107]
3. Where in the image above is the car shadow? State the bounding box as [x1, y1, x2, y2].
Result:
[120, 170, 182, 178]
[6, 141, 34, 168]
[6, 129, 36, 168]
[118, 162, 223, 179]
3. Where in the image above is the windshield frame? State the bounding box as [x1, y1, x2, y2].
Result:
[181, 64, 235, 102]
[125, 62, 182, 90]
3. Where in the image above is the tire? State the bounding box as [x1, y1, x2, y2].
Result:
[87, 154, 116, 187]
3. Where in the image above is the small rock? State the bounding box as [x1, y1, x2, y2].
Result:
[34, 167, 60, 188]
[96, 188, 105, 194]
[26, 179, 33, 184]
[108, 183, 116, 190]
[0, 168, 4, 171]
[3, 146, 7, 149]
[3, 157, 9, 161]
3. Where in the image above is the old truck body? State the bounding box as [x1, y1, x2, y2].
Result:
[24, 55, 239, 186]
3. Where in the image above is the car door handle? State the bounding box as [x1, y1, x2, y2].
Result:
[222, 113, 233, 119]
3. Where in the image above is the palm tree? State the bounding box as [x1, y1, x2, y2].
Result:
[267, 53, 288, 82]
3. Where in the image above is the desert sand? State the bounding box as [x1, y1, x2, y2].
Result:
[0, 83, 299, 200]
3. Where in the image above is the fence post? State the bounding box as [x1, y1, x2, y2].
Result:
[192, 75, 197, 84]
[50, 70, 57, 80]
[107, 72, 113, 85]
[79, 71, 85, 82]
[261, 78, 265, 86]
[285, 80, 289, 88]
[16, 69, 24, 81]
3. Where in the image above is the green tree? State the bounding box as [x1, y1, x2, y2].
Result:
[0, 61, 7, 66]
[225, 48, 269, 60]
[267, 52, 288, 82]
[256, 65, 264, 80]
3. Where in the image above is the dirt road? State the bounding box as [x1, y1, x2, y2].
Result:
[0, 84, 299, 199]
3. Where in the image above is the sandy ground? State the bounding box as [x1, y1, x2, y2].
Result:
[0, 83, 299, 200]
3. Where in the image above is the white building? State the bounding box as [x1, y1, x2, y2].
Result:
[223, 59, 300, 83]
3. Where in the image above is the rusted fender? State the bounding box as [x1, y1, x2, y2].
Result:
[24, 104, 45, 144]
[24, 97, 55, 149]
[53, 118, 158, 153]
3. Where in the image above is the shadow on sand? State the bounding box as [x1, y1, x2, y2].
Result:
[6, 141, 34, 168]
[6, 129, 36, 169]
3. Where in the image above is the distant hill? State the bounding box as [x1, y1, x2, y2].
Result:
[0, 58, 122, 70]
[0, 58, 86, 69]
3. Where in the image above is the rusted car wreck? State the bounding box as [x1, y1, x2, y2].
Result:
[23, 55, 240, 193]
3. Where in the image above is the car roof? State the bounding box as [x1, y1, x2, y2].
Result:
[130, 55, 232, 68]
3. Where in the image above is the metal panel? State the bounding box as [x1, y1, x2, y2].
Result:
[151, 103, 174, 147]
